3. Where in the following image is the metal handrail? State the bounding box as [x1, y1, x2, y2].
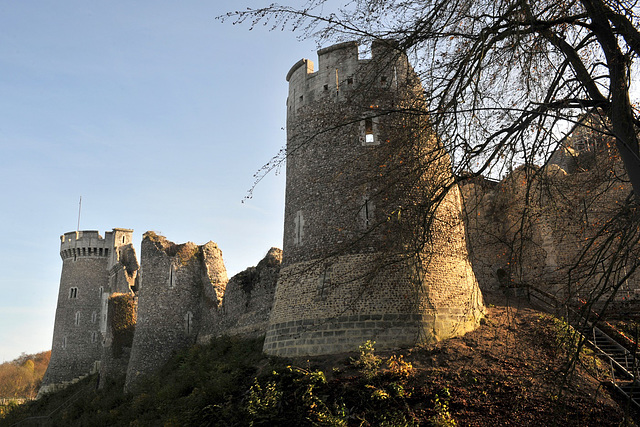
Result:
[526, 285, 640, 409]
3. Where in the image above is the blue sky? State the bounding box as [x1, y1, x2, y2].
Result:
[0, 1, 320, 362]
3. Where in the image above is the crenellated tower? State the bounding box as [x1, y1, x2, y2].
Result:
[40, 228, 136, 395]
[263, 41, 484, 356]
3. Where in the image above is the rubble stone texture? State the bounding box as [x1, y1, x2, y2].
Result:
[124, 233, 227, 391]
[263, 41, 485, 356]
[39, 229, 137, 396]
[462, 118, 638, 304]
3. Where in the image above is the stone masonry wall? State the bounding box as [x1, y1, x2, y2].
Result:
[99, 240, 139, 386]
[203, 247, 282, 340]
[125, 233, 228, 391]
[264, 41, 484, 356]
[99, 293, 136, 385]
[462, 123, 640, 304]
[40, 229, 130, 396]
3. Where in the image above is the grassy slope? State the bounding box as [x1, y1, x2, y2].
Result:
[1, 300, 636, 426]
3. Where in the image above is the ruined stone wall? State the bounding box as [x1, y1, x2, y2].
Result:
[264, 41, 484, 357]
[99, 293, 136, 384]
[125, 233, 227, 391]
[216, 248, 282, 338]
[99, 239, 139, 385]
[462, 132, 640, 303]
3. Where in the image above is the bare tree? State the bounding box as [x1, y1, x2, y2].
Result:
[221, 2, 640, 415]
[224, 0, 640, 339]
[225, 0, 640, 192]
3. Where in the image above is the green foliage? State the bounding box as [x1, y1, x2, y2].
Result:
[0, 399, 20, 417]
[550, 317, 581, 354]
[245, 366, 347, 426]
[0, 351, 50, 400]
[350, 340, 382, 379]
[246, 379, 282, 423]
[0, 340, 445, 426]
[109, 293, 136, 358]
[386, 355, 414, 379]
[1, 337, 265, 426]
[429, 388, 457, 427]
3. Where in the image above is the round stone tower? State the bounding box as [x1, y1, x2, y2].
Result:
[40, 228, 134, 395]
[263, 41, 484, 356]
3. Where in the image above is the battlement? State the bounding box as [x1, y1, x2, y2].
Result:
[286, 40, 411, 113]
[59, 228, 133, 261]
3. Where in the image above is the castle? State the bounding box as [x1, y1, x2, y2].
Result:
[39, 42, 640, 396]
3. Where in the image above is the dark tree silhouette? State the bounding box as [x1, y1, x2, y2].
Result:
[225, 0, 640, 194]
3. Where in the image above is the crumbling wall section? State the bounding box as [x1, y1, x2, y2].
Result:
[220, 247, 282, 337]
[125, 232, 227, 391]
[463, 133, 640, 304]
[99, 240, 140, 386]
[99, 293, 136, 385]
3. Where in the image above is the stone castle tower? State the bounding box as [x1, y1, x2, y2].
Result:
[40, 228, 137, 395]
[39, 42, 488, 395]
[263, 41, 484, 356]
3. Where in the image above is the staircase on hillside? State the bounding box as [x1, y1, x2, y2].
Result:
[577, 323, 640, 410]
[527, 286, 640, 411]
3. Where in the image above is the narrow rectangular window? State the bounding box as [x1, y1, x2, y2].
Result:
[394, 66, 398, 89]
[69, 287, 78, 299]
[294, 211, 304, 245]
[91, 331, 97, 343]
[365, 118, 374, 143]
[92, 311, 97, 323]
[360, 117, 379, 146]
[364, 199, 371, 227]
[169, 266, 176, 288]
[361, 197, 375, 229]
[62, 337, 67, 349]
[75, 311, 80, 326]
[185, 311, 193, 334]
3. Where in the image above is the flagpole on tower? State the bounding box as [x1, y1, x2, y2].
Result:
[77, 196, 82, 232]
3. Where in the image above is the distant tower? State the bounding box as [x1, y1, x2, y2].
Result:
[263, 41, 484, 356]
[40, 228, 135, 395]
